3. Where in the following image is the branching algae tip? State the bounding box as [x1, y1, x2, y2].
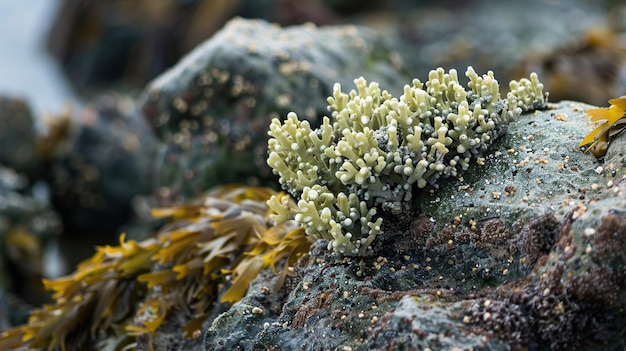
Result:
[267, 66, 547, 256]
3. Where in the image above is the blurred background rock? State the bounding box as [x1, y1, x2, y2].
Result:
[42, 0, 626, 105]
[1, 0, 626, 330]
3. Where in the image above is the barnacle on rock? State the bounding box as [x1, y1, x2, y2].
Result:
[579, 95, 626, 158]
[519, 211, 561, 267]
[267, 67, 546, 255]
[477, 204, 626, 350]
[463, 297, 531, 345]
[0, 186, 311, 351]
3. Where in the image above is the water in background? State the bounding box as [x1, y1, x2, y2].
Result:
[0, 0, 76, 115]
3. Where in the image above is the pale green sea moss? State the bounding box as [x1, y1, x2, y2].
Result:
[267, 67, 546, 255]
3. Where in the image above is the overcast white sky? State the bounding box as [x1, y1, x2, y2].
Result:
[0, 0, 76, 115]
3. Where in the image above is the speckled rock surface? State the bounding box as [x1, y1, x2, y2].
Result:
[416, 101, 603, 236]
[140, 18, 410, 203]
[203, 101, 625, 350]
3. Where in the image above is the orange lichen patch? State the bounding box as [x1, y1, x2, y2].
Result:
[0, 185, 312, 351]
[580, 96, 626, 158]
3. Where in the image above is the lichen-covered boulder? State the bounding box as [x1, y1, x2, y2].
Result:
[203, 100, 626, 351]
[140, 18, 409, 203]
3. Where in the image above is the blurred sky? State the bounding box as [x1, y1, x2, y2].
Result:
[0, 0, 76, 115]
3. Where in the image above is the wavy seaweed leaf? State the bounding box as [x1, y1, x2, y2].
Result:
[0, 186, 312, 351]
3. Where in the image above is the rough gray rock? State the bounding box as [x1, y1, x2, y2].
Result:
[140, 18, 410, 203]
[203, 101, 626, 350]
[0, 96, 40, 177]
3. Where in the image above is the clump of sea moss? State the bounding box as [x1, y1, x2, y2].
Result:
[267, 67, 546, 255]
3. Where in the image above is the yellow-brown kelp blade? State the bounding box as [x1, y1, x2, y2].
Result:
[0, 186, 312, 351]
[580, 96, 626, 158]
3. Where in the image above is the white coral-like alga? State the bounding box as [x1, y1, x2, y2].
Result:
[267, 66, 546, 255]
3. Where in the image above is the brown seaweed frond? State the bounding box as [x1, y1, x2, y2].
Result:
[579, 96, 626, 158]
[0, 185, 311, 351]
